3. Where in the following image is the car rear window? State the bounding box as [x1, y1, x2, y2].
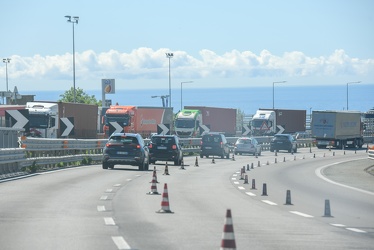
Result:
[238, 139, 251, 144]
[152, 137, 175, 145]
[202, 135, 221, 143]
[109, 136, 138, 144]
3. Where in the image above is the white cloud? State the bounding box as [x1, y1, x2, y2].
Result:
[1, 48, 373, 90]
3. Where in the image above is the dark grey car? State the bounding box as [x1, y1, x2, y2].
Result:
[200, 132, 230, 159]
[148, 135, 183, 165]
[102, 133, 149, 171]
[270, 134, 297, 153]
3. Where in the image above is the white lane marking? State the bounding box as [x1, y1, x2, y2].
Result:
[330, 223, 345, 227]
[261, 200, 277, 206]
[238, 186, 245, 190]
[100, 196, 108, 200]
[231, 178, 236, 180]
[112, 236, 132, 250]
[245, 192, 256, 196]
[97, 205, 106, 212]
[126, 179, 132, 181]
[233, 181, 239, 185]
[233, 174, 238, 176]
[289, 211, 314, 218]
[135, 175, 141, 177]
[105, 189, 113, 193]
[113, 184, 121, 187]
[346, 228, 367, 233]
[315, 159, 374, 196]
[104, 217, 116, 225]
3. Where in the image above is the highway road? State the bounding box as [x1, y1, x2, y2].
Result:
[0, 147, 373, 249]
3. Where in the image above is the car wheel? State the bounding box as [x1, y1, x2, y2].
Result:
[102, 162, 109, 169]
[270, 148, 274, 152]
[258, 149, 262, 156]
[200, 154, 203, 158]
[109, 164, 114, 169]
[226, 153, 230, 159]
[294, 146, 297, 153]
[139, 160, 146, 171]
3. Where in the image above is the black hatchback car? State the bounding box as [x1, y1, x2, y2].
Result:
[270, 134, 297, 153]
[200, 132, 230, 159]
[102, 133, 150, 171]
[148, 135, 183, 165]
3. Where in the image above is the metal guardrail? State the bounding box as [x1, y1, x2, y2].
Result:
[1, 136, 369, 177]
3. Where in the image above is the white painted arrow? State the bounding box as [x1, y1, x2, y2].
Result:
[158, 124, 169, 135]
[276, 125, 285, 134]
[110, 121, 123, 134]
[60, 117, 74, 137]
[242, 125, 251, 136]
[6, 110, 28, 128]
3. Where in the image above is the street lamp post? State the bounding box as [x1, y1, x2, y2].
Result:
[272, 81, 286, 109]
[65, 15, 79, 103]
[180, 81, 193, 110]
[165, 53, 173, 107]
[346, 81, 361, 110]
[2, 58, 10, 104]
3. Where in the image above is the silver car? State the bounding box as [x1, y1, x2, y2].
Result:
[234, 137, 262, 156]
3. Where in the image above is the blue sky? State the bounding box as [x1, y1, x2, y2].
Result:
[0, 0, 373, 93]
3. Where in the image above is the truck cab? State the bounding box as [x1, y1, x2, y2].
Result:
[174, 109, 202, 137]
[251, 110, 275, 136]
[26, 102, 58, 138]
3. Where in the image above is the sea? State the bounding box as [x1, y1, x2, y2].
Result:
[28, 84, 373, 115]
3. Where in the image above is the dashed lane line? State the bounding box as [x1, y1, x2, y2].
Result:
[245, 192, 256, 196]
[100, 195, 109, 200]
[289, 211, 314, 218]
[112, 236, 132, 250]
[346, 228, 367, 233]
[97, 205, 106, 212]
[104, 217, 116, 226]
[261, 200, 278, 206]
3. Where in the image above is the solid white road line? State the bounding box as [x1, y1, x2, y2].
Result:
[315, 160, 374, 196]
[289, 211, 314, 218]
[104, 217, 116, 225]
[112, 236, 132, 250]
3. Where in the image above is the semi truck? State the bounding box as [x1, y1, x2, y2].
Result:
[25, 101, 98, 138]
[311, 110, 363, 149]
[103, 105, 174, 137]
[174, 106, 237, 137]
[251, 109, 306, 136]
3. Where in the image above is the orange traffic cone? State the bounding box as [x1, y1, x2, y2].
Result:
[147, 175, 160, 195]
[156, 183, 173, 213]
[150, 166, 159, 183]
[220, 209, 236, 250]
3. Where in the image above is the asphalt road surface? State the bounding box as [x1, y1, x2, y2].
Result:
[0, 147, 373, 250]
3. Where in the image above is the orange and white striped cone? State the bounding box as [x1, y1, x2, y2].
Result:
[150, 166, 159, 183]
[147, 175, 159, 195]
[163, 162, 170, 175]
[156, 183, 173, 213]
[220, 209, 236, 250]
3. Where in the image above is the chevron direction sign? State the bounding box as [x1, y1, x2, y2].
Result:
[157, 124, 170, 135]
[60, 117, 74, 137]
[109, 121, 124, 135]
[5, 109, 29, 132]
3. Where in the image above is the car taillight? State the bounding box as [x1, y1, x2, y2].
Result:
[172, 145, 177, 150]
[220, 142, 223, 148]
[148, 144, 153, 149]
[136, 144, 141, 149]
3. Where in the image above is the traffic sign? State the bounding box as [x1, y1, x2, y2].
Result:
[60, 117, 74, 137]
[157, 124, 170, 135]
[5, 109, 29, 132]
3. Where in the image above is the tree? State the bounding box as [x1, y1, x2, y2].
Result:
[59, 87, 101, 106]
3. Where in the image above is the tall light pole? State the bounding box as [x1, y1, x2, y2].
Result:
[273, 81, 286, 109]
[346, 81, 361, 110]
[165, 52, 173, 107]
[65, 15, 79, 103]
[2, 58, 10, 104]
[180, 81, 193, 110]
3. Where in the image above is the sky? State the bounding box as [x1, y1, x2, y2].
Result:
[0, 0, 373, 94]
